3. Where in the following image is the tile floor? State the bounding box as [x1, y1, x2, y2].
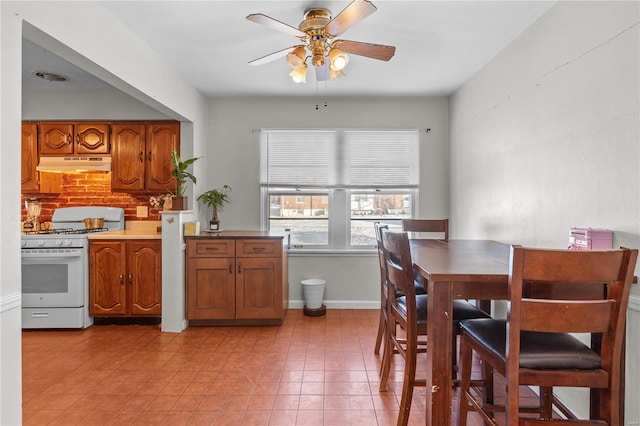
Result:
[22, 309, 538, 425]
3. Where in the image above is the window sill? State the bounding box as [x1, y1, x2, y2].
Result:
[288, 248, 376, 257]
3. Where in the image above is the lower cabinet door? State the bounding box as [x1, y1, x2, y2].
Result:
[186, 257, 236, 319]
[235, 257, 282, 319]
[90, 242, 127, 316]
[128, 241, 162, 316]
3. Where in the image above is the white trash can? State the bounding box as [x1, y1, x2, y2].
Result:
[301, 278, 326, 316]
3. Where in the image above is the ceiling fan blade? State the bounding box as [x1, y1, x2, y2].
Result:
[315, 63, 330, 82]
[324, 0, 377, 37]
[248, 46, 296, 66]
[246, 13, 306, 38]
[334, 40, 395, 61]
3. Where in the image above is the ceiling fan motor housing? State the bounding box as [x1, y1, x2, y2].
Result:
[300, 9, 333, 67]
[300, 8, 332, 32]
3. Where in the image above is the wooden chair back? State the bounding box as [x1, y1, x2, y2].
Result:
[374, 222, 389, 287]
[401, 219, 449, 240]
[381, 230, 417, 334]
[505, 245, 638, 424]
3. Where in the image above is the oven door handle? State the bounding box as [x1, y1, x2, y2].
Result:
[21, 251, 83, 259]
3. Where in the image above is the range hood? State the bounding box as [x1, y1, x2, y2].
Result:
[36, 156, 112, 172]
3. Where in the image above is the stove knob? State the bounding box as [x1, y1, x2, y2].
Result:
[21, 240, 26, 247]
[64, 240, 73, 246]
[37, 240, 45, 246]
[55, 239, 63, 246]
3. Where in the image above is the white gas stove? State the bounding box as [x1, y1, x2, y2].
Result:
[21, 206, 125, 329]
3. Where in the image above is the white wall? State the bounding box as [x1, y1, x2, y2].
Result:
[22, 87, 171, 121]
[449, 1, 639, 421]
[207, 97, 449, 305]
[0, 2, 208, 423]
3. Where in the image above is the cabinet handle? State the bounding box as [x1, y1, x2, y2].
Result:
[128, 273, 133, 285]
[119, 273, 124, 285]
[138, 152, 144, 162]
[228, 262, 233, 274]
[67, 133, 73, 144]
[147, 151, 152, 162]
[75, 134, 79, 144]
[252, 247, 265, 252]
[205, 247, 219, 251]
[238, 262, 242, 274]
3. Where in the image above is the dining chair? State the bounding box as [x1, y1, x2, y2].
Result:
[379, 229, 428, 426]
[457, 245, 638, 426]
[401, 218, 448, 240]
[401, 218, 490, 381]
[374, 222, 391, 355]
[374, 222, 427, 355]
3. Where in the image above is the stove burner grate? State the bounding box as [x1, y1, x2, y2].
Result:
[22, 228, 109, 235]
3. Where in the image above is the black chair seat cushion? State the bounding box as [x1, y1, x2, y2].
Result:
[459, 318, 601, 370]
[394, 297, 490, 325]
[395, 294, 429, 323]
[452, 300, 491, 322]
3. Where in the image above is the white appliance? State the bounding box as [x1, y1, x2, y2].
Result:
[21, 206, 125, 329]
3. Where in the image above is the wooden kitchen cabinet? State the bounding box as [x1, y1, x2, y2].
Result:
[21, 122, 62, 193]
[21, 122, 39, 192]
[38, 122, 110, 155]
[111, 121, 179, 192]
[186, 233, 288, 325]
[89, 240, 162, 317]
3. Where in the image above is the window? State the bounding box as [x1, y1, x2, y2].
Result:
[261, 129, 419, 251]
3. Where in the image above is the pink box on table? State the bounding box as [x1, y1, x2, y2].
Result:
[568, 228, 613, 250]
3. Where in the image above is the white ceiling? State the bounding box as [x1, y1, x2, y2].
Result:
[22, 1, 555, 98]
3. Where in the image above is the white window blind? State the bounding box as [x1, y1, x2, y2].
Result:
[260, 129, 419, 189]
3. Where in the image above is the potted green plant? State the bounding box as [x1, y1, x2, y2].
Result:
[170, 150, 199, 210]
[197, 185, 232, 231]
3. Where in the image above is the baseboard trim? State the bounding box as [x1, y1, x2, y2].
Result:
[289, 300, 379, 309]
[288, 296, 640, 311]
[0, 292, 21, 313]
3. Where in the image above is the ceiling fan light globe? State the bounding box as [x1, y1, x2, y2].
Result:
[286, 46, 306, 68]
[328, 48, 349, 71]
[289, 65, 308, 83]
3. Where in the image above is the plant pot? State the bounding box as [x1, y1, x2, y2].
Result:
[171, 196, 187, 210]
[209, 220, 220, 231]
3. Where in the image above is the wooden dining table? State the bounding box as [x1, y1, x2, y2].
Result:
[410, 239, 511, 426]
[410, 238, 631, 425]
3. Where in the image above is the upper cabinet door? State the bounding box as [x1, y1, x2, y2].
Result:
[75, 123, 110, 154]
[38, 122, 110, 155]
[146, 122, 179, 192]
[21, 122, 39, 192]
[39, 122, 74, 155]
[111, 123, 146, 191]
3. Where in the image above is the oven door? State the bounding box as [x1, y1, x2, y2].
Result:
[21, 248, 84, 307]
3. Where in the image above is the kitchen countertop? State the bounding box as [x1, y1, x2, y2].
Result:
[183, 230, 286, 240]
[88, 229, 161, 240]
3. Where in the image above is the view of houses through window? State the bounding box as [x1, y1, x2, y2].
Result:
[267, 190, 414, 248]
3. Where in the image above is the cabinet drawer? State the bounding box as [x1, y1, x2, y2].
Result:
[189, 240, 235, 257]
[237, 240, 280, 258]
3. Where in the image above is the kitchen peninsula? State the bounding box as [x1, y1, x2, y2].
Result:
[185, 231, 289, 326]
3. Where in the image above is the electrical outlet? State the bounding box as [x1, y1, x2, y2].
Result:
[136, 206, 148, 218]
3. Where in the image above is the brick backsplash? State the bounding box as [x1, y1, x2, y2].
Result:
[21, 172, 165, 222]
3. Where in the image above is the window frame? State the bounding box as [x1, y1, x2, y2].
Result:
[260, 129, 419, 253]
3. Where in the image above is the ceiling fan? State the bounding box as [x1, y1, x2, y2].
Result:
[246, 0, 396, 84]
